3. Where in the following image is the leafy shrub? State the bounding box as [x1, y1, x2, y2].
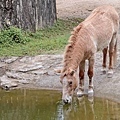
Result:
[0, 27, 30, 46]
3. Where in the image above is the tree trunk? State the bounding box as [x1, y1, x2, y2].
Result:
[0, 0, 57, 32]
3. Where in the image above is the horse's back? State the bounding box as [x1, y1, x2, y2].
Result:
[81, 5, 119, 51]
[85, 5, 119, 32]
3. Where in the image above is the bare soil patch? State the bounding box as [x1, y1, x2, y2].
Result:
[56, 0, 120, 19]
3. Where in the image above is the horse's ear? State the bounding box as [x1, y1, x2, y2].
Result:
[70, 70, 74, 76]
[60, 73, 66, 84]
[69, 68, 75, 76]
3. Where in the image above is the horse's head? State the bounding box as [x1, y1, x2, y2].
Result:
[60, 68, 78, 104]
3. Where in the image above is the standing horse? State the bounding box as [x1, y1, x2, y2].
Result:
[60, 5, 119, 104]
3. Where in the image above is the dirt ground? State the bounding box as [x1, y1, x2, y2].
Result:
[56, 0, 120, 19]
[1, 0, 120, 103]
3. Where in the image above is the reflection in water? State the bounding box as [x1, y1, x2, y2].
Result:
[0, 89, 120, 120]
[57, 96, 120, 120]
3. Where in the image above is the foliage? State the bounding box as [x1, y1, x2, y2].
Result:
[0, 19, 83, 56]
[0, 27, 30, 46]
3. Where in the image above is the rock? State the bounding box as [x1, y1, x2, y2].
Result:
[32, 70, 48, 75]
[48, 71, 55, 76]
[54, 68, 62, 73]
[0, 62, 6, 68]
[18, 63, 43, 72]
[54, 67, 62, 76]
[1, 57, 18, 64]
[18, 80, 29, 84]
[0, 75, 18, 90]
[5, 71, 38, 82]
[0, 67, 6, 76]
[86, 8, 93, 11]
[1, 82, 18, 90]
[19, 56, 33, 63]
[6, 71, 21, 79]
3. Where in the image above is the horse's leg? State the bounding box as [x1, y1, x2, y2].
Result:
[113, 40, 117, 67]
[88, 56, 94, 95]
[101, 47, 108, 74]
[77, 60, 85, 97]
[108, 33, 117, 77]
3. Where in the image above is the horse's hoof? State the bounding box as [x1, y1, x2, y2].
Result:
[88, 89, 94, 96]
[107, 73, 113, 78]
[102, 70, 107, 74]
[77, 90, 84, 97]
[107, 69, 113, 78]
[101, 67, 107, 74]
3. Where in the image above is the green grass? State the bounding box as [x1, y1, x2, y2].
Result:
[0, 19, 83, 57]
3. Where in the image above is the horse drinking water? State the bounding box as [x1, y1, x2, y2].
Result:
[60, 5, 119, 104]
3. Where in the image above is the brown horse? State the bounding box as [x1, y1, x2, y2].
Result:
[60, 5, 119, 104]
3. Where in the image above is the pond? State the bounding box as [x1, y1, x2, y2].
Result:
[0, 89, 120, 120]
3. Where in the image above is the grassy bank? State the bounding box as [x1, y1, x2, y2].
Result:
[0, 19, 83, 57]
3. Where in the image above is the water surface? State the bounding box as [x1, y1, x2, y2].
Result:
[0, 89, 120, 120]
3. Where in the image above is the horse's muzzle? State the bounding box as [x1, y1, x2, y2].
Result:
[62, 95, 72, 104]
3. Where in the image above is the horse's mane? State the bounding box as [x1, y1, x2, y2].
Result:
[62, 23, 82, 73]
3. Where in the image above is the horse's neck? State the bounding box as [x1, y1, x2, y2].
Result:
[68, 43, 84, 71]
[71, 52, 84, 71]
[63, 29, 87, 73]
